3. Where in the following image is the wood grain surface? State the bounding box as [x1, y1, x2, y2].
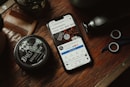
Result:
[1, 0, 130, 87]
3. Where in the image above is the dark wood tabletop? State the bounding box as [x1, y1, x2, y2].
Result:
[1, 0, 130, 87]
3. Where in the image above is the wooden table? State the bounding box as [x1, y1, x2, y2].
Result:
[1, 0, 130, 87]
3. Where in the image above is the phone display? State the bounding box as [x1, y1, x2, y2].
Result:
[47, 14, 92, 70]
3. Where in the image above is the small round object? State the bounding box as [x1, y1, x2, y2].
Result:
[14, 35, 51, 70]
[108, 42, 119, 53]
[64, 33, 70, 40]
[110, 29, 121, 39]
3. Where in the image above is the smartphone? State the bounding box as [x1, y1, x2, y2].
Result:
[47, 14, 92, 71]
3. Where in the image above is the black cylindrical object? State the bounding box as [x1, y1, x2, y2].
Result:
[14, 35, 51, 71]
[83, 14, 130, 35]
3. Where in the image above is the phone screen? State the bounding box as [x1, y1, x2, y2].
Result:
[48, 14, 91, 70]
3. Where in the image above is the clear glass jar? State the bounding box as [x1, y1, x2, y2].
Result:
[14, 0, 50, 18]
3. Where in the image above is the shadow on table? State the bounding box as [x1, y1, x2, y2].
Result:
[0, 39, 16, 87]
[109, 67, 130, 87]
